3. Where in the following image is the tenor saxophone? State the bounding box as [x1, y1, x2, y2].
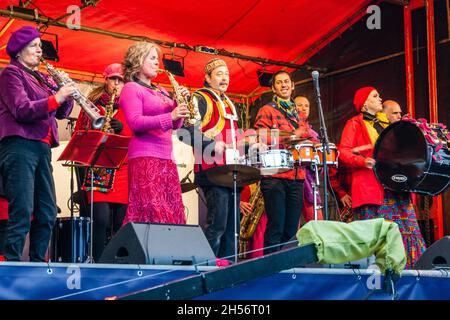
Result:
[239, 182, 265, 259]
[40, 57, 106, 129]
[159, 69, 201, 126]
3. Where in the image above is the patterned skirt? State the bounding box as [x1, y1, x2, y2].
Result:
[353, 190, 426, 269]
[123, 156, 186, 225]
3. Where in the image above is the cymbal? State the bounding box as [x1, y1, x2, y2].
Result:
[282, 136, 311, 146]
[205, 164, 261, 188]
[255, 129, 294, 137]
[180, 182, 197, 193]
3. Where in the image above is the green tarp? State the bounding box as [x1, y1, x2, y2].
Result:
[297, 218, 406, 274]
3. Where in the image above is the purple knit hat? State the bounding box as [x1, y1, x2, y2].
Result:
[6, 26, 41, 58]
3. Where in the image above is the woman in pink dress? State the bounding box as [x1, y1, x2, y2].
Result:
[120, 41, 190, 225]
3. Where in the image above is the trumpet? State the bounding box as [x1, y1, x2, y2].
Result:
[40, 57, 106, 129]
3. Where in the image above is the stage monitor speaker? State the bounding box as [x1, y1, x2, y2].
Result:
[99, 222, 216, 266]
[414, 236, 450, 270]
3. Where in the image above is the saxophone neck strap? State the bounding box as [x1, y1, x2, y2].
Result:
[22, 66, 56, 91]
[133, 77, 172, 100]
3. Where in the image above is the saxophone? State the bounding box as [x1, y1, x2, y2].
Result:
[101, 88, 117, 134]
[239, 183, 265, 259]
[82, 88, 118, 192]
[159, 69, 201, 126]
[40, 57, 106, 130]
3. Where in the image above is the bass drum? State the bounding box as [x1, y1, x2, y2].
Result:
[374, 120, 450, 196]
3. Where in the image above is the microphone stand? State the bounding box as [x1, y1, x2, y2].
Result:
[312, 71, 330, 220]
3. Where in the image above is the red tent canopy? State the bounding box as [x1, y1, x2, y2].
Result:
[0, 0, 373, 96]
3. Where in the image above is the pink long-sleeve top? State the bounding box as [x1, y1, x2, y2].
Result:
[120, 81, 183, 160]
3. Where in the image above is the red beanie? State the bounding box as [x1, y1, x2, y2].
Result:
[353, 86, 376, 112]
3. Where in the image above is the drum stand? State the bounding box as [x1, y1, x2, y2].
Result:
[310, 156, 323, 220]
[312, 71, 331, 220]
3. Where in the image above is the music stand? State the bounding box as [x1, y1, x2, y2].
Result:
[65, 117, 77, 263]
[58, 130, 130, 263]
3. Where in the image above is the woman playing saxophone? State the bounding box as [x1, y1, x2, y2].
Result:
[73, 63, 132, 262]
[0, 26, 75, 261]
[120, 41, 190, 225]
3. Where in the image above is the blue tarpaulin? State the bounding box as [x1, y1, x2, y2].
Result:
[1, 262, 450, 300]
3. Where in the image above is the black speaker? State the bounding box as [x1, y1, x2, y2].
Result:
[414, 236, 450, 270]
[98, 222, 216, 266]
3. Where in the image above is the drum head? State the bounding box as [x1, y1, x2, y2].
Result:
[374, 121, 430, 193]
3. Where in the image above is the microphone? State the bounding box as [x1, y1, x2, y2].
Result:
[311, 71, 320, 94]
[311, 70, 319, 80]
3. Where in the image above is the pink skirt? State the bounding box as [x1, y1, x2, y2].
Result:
[123, 156, 186, 225]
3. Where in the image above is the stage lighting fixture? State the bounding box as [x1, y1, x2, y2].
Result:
[41, 33, 59, 62]
[8, 5, 39, 19]
[162, 54, 185, 77]
[256, 70, 274, 87]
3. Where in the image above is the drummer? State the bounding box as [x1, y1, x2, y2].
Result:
[254, 71, 315, 254]
[339, 86, 425, 268]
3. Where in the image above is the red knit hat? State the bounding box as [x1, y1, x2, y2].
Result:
[353, 86, 376, 112]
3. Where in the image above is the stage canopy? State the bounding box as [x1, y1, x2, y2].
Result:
[0, 0, 377, 96]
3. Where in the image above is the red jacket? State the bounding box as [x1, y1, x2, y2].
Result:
[0, 196, 7, 220]
[74, 99, 132, 204]
[338, 114, 384, 208]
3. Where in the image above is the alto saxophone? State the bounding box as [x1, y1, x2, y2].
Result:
[40, 57, 106, 130]
[159, 69, 201, 126]
[101, 88, 117, 133]
[239, 182, 265, 259]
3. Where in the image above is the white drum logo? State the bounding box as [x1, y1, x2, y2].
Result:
[391, 174, 407, 183]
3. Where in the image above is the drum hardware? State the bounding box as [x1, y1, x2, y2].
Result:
[311, 70, 331, 220]
[206, 164, 261, 263]
[310, 154, 323, 221]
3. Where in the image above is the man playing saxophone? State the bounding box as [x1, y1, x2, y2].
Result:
[73, 63, 132, 262]
[0, 26, 75, 262]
